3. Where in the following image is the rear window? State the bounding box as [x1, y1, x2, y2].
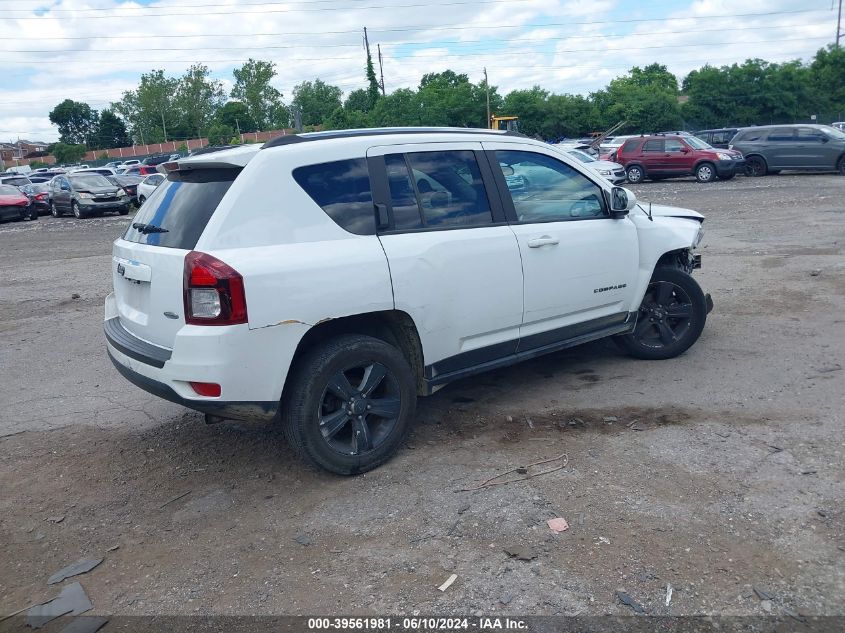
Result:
[2, 176, 31, 186]
[123, 167, 240, 249]
[292, 158, 375, 235]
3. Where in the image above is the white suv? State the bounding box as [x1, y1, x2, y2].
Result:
[105, 128, 712, 474]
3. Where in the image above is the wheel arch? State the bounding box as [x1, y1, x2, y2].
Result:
[284, 309, 426, 399]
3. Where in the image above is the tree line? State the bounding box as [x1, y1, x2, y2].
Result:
[47, 44, 845, 162]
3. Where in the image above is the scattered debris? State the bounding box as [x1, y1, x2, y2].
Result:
[597, 536, 611, 545]
[503, 545, 536, 561]
[665, 583, 673, 607]
[294, 534, 312, 546]
[547, 518, 569, 533]
[457, 503, 470, 514]
[71, 293, 81, 300]
[616, 590, 645, 613]
[603, 416, 618, 423]
[783, 607, 806, 623]
[27, 582, 92, 629]
[499, 593, 514, 605]
[438, 573, 457, 592]
[48, 558, 103, 585]
[455, 453, 568, 491]
[159, 490, 192, 509]
[801, 470, 817, 475]
[815, 363, 841, 374]
[505, 415, 513, 423]
[817, 510, 827, 518]
[524, 417, 534, 429]
[46, 516, 65, 524]
[106, 545, 119, 552]
[753, 586, 774, 601]
[809, 269, 821, 277]
[59, 616, 109, 633]
[761, 600, 773, 613]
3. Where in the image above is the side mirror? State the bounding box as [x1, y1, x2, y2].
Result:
[609, 186, 636, 218]
[681, 147, 691, 153]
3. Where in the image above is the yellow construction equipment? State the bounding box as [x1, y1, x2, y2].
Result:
[490, 114, 519, 132]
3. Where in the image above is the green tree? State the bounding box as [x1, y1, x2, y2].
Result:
[369, 88, 422, 126]
[48, 100, 98, 147]
[597, 64, 682, 132]
[366, 48, 381, 109]
[113, 70, 181, 143]
[291, 79, 343, 127]
[416, 70, 488, 127]
[95, 109, 130, 149]
[177, 63, 226, 138]
[808, 45, 845, 121]
[206, 122, 235, 145]
[344, 88, 374, 113]
[217, 101, 258, 133]
[231, 59, 287, 130]
[51, 143, 87, 164]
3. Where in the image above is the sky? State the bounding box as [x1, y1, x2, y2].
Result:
[0, 0, 838, 143]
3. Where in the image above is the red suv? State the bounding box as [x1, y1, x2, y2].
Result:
[615, 134, 745, 183]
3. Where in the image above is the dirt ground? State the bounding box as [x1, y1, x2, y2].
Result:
[1, 173, 843, 623]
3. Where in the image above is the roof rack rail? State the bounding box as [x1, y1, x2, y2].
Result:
[262, 126, 525, 150]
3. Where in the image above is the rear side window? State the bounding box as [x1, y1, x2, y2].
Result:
[643, 139, 663, 152]
[293, 158, 375, 235]
[734, 129, 763, 142]
[767, 128, 795, 142]
[620, 139, 640, 153]
[123, 167, 239, 249]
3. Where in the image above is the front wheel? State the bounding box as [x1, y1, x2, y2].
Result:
[616, 267, 708, 360]
[72, 201, 83, 219]
[138, 195, 146, 205]
[282, 334, 417, 475]
[51, 201, 61, 217]
[695, 162, 716, 183]
[626, 165, 645, 184]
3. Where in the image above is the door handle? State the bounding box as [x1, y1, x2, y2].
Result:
[527, 236, 559, 248]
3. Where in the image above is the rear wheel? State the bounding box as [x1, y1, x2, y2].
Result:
[745, 155, 767, 177]
[282, 334, 416, 475]
[118, 207, 129, 215]
[695, 162, 716, 183]
[616, 267, 707, 360]
[626, 165, 645, 184]
[837, 156, 845, 175]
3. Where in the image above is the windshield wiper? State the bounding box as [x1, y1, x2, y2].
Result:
[132, 222, 169, 234]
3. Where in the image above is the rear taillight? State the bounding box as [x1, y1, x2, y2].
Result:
[183, 251, 248, 326]
[36, 193, 48, 200]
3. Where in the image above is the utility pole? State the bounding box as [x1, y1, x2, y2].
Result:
[483, 67, 490, 129]
[377, 43, 386, 95]
[363, 26, 371, 59]
[837, 0, 842, 48]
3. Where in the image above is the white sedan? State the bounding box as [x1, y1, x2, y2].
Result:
[136, 173, 165, 205]
[566, 149, 628, 185]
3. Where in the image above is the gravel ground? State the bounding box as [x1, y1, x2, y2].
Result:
[0, 174, 843, 623]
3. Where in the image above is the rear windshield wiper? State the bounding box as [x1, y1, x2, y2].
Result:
[132, 222, 169, 234]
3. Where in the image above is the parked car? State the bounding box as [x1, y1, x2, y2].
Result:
[27, 169, 65, 184]
[0, 174, 32, 187]
[117, 159, 141, 170]
[142, 154, 172, 166]
[831, 122, 845, 132]
[72, 167, 117, 177]
[104, 128, 712, 474]
[565, 148, 627, 184]
[615, 134, 745, 183]
[599, 135, 639, 158]
[119, 165, 159, 176]
[136, 173, 165, 204]
[49, 173, 131, 218]
[694, 128, 740, 149]
[729, 124, 845, 176]
[0, 184, 37, 221]
[19, 182, 51, 215]
[104, 162, 122, 170]
[106, 174, 143, 205]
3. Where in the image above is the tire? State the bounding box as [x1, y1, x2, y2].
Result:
[27, 207, 38, 220]
[118, 207, 129, 216]
[51, 201, 61, 217]
[718, 173, 735, 181]
[626, 165, 645, 184]
[72, 201, 83, 219]
[745, 155, 767, 177]
[138, 195, 146, 205]
[837, 156, 845, 175]
[695, 162, 716, 183]
[282, 334, 417, 475]
[616, 267, 708, 361]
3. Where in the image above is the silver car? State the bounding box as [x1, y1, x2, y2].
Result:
[729, 124, 845, 176]
[566, 149, 627, 185]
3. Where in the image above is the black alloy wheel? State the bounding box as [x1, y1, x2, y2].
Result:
[745, 156, 767, 177]
[616, 267, 707, 360]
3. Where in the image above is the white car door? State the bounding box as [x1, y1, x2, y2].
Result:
[482, 142, 639, 348]
[366, 142, 524, 385]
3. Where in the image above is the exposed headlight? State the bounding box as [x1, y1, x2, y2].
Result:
[78, 192, 93, 199]
[598, 169, 612, 175]
[694, 227, 704, 248]
[116, 189, 126, 196]
[717, 152, 732, 160]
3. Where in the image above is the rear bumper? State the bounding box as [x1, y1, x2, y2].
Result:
[107, 350, 279, 422]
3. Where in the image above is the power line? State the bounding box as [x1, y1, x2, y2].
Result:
[0, 6, 828, 23]
[4, 22, 830, 53]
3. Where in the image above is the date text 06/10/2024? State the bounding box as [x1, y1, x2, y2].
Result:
[306, 617, 529, 630]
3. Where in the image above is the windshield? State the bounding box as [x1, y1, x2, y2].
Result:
[2, 176, 31, 186]
[685, 136, 713, 150]
[568, 150, 596, 163]
[70, 174, 113, 189]
[823, 126, 845, 139]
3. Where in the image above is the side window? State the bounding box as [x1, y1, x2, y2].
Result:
[620, 138, 640, 153]
[384, 150, 493, 229]
[665, 139, 684, 152]
[292, 158, 375, 235]
[643, 139, 664, 152]
[767, 128, 795, 142]
[496, 150, 607, 223]
[796, 128, 825, 142]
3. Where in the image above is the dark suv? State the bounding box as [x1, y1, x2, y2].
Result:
[49, 173, 131, 218]
[615, 134, 745, 183]
[729, 124, 845, 176]
[694, 128, 739, 149]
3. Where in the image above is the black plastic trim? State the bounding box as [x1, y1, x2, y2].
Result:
[424, 312, 636, 388]
[104, 318, 171, 369]
[107, 352, 279, 422]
